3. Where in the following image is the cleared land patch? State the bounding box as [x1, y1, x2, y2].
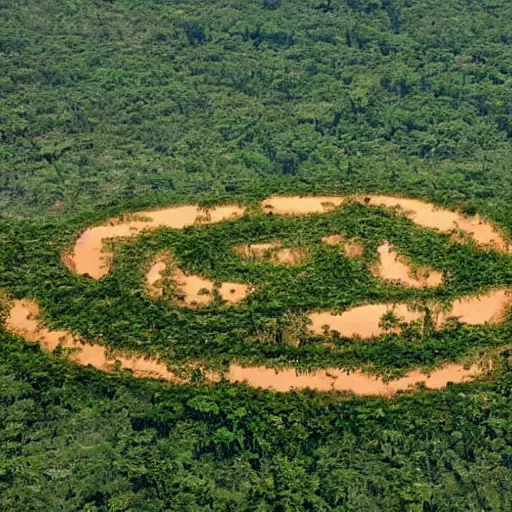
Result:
[227, 364, 483, 394]
[3, 298, 485, 396]
[371, 242, 443, 288]
[261, 196, 346, 215]
[309, 304, 424, 338]
[36, 194, 512, 394]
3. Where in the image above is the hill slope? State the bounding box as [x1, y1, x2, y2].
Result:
[2, 1, 512, 510]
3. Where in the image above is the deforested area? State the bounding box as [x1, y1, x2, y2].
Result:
[2, 0, 512, 510]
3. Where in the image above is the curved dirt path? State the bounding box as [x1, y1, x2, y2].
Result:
[145, 256, 250, 306]
[28, 194, 509, 394]
[5, 299, 184, 382]
[227, 363, 483, 394]
[371, 242, 443, 288]
[4, 299, 485, 396]
[362, 195, 507, 250]
[67, 205, 245, 279]
[308, 288, 511, 338]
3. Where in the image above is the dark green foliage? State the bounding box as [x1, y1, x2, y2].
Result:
[183, 21, 207, 46]
[1, 330, 512, 511]
[263, 0, 282, 10]
[2, 0, 512, 509]
[2, 0, 512, 217]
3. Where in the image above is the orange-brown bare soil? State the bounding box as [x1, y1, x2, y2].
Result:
[372, 242, 443, 288]
[6, 299, 183, 381]
[362, 195, 507, 250]
[4, 299, 486, 396]
[309, 304, 424, 338]
[308, 288, 511, 338]
[145, 257, 250, 306]
[67, 205, 245, 279]
[227, 363, 483, 394]
[260, 196, 346, 215]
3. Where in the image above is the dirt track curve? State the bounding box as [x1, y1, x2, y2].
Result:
[4, 195, 511, 395]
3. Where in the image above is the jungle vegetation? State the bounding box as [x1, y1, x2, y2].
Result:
[2, 0, 512, 510]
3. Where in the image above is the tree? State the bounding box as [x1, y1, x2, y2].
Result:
[183, 21, 206, 45]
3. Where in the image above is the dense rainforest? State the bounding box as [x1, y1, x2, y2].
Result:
[2, 0, 512, 510]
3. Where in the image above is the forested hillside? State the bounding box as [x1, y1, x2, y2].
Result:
[2, 330, 512, 511]
[2, 0, 512, 510]
[2, 0, 512, 218]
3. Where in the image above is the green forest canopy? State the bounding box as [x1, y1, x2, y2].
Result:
[2, 0, 512, 220]
[2, 0, 512, 510]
